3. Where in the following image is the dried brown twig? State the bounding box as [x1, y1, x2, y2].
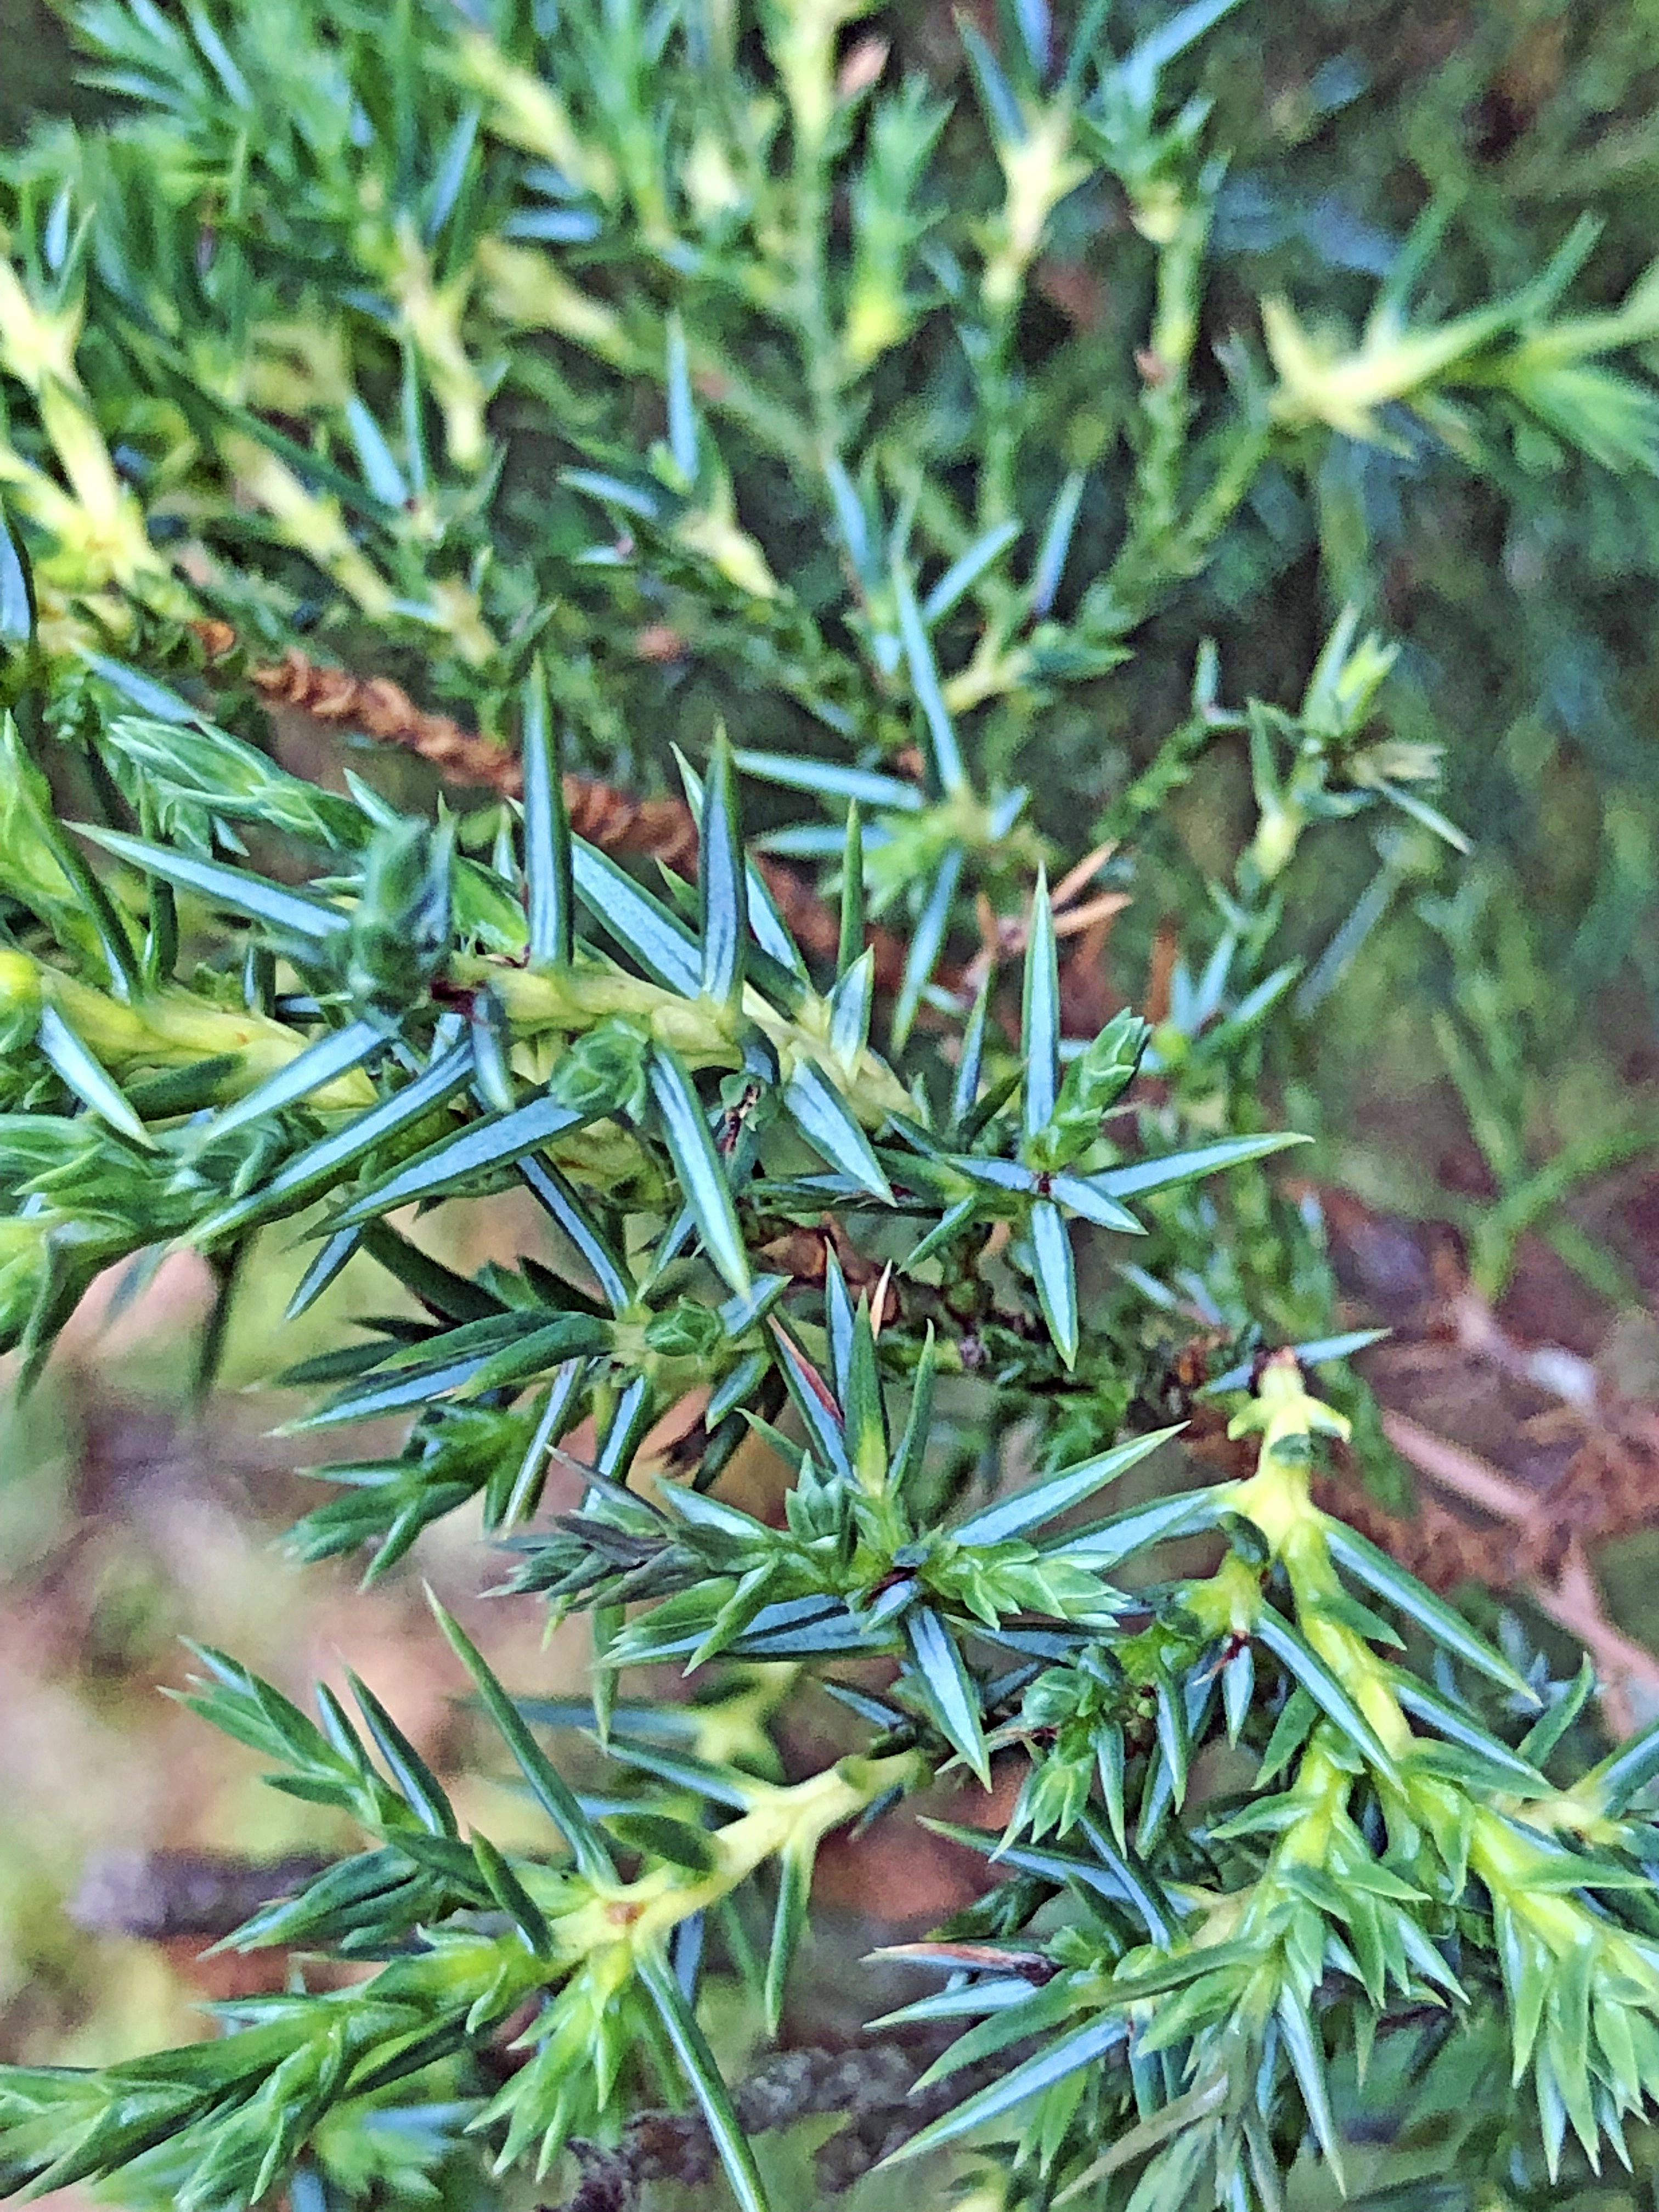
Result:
[961, 840, 1128, 998]
[552, 2044, 998, 2210]
[70, 1847, 330, 1942]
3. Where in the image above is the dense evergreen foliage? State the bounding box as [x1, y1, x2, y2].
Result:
[2, 4, 1658, 2207]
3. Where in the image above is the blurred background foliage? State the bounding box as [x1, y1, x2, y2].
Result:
[3, 0, 1659, 2205]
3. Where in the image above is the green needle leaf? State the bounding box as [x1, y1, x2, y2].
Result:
[0, 505, 35, 658]
[1389, 1674, 1550, 1793]
[893, 557, 968, 796]
[676, 749, 806, 981]
[843, 1298, 889, 1491]
[827, 946, 876, 1068]
[1322, 1521, 1535, 1697]
[1022, 867, 1059, 1144]
[765, 1844, 812, 2037]
[195, 1039, 476, 1243]
[428, 1592, 615, 1882]
[1254, 1606, 1402, 1785]
[78, 826, 351, 944]
[293, 1351, 517, 1429]
[837, 802, 865, 978]
[1277, 1988, 1344, 2187]
[950, 972, 993, 1134]
[1029, 1197, 1078, 1367]
[922, 517, 1022, 623]
[1090, 1131, 1310, 1199]
[954, 1424, 1182, 1546]
[648, 1045, 751, 1294]
[470, 1831, 554, 1955]
[486, 1360, 588, 1531]
[344, 392, 408, 508]
[1088, 1716, 1131, 1844]
[1048, 1172, 1144, 1234]
[1518, 1657, 1595, 1769]
[521, 659, 573, 967]
[35, 1007, 153, 1147]
[1255, 1685, 1320, 1788]
[185, 1018, 386, 1154]
[1201, 1328, 1390, 1395]
[697, 733, 747, 1004]
[894, 845, 963, 1049]
[1222, 1643, 1255, 1743]
[81, 652, 201, 725]
[743, 858, 808, 984]
[734, 750, 924, 813]
[1029, 470, 1086, 617]
[1153, 1666, 1190, 1807]
[782, 1059, 893, 1199]
[1581, 1708, 1659, 1815]
[517, 1155, 630, 1312]
[906, 1606, 990, 1785]
[347, 1672, 456, 1836]
[889, 1325, 936, 1497]
[461, 1314, 612, 1396]
[769, 1324, 852, 1482]
[904, 1195, 981, 1274]
[665, 310, 699, 481]
[1059, 1485, 1229, 1566]
[572, 839, 701, 995]
[884, 2015, 1125, 2164]
[957, 15, 1025, 139]
[330, 1091, 590, 1229]
[605, 1812, 717, 1875]
[1079, 1804, 1171, 1938]
[285, 1228, 360, 1321]
[637, 1950, 771, 2212]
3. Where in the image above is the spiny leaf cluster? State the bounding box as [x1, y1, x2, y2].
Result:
[2, 4, 1659, 2211]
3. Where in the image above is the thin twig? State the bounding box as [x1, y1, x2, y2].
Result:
[1533, 1541, 1659, 1737]
[1378, 1412, 1536, 1527]
[552, 2044, 999, 2210]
